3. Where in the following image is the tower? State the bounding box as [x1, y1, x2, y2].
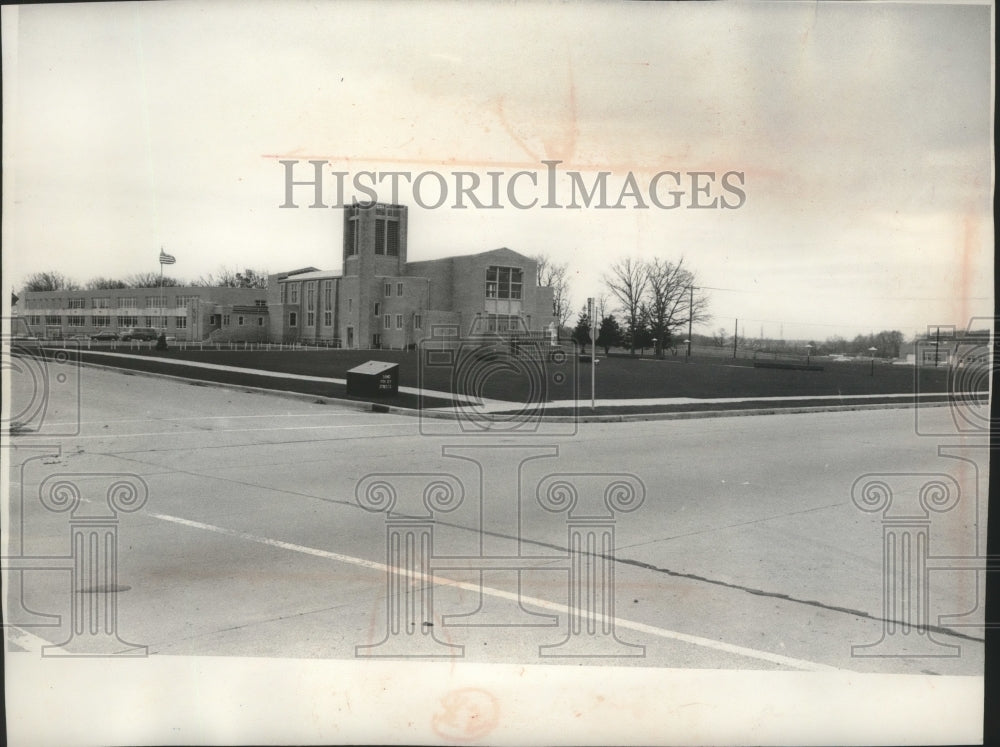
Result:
[343, 202, 408, 276]
[341, 203, 409, 347]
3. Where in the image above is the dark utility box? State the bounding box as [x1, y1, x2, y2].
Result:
[346, 360, 399, 397]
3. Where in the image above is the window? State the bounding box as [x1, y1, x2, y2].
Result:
[323, 281, 332, 326]
[384, 282, 391, 297]
[280, 284, 287, 304]
[176, 295, 198, 307]
[117, 315, 138, 327]
[395, 314, 403, 330]
[306, 283, 316, 326]
[154, 317, 167, 329]
[67, 298, 85, 310]
[144, 316, 154, 327]
[255, 299, 267, 308]
[29, 315, 42, 325]
[289, 284, 299, 304]
[46, 315, 62, 325]
[258, 317, 264, 326]
[223, 315, 231, 326]
[145, 296, 166, 308]
[238, 316, 245, 326]
[348, 298, 353, 311]
[92, 315, 110, 327]
[345, 217, 358, 256]
[383, 314, 390, 329]
[414, 314, 422, 330]
[486, 314, 520, 333]
[374, 302, 380, 317]
[373, 218, 401, 256]
[117, 297, 137, 309]
[289, 312, 297, 327]
[175, 316, 187, 329]
[396, 282, 404, 296]
[386, 220, 400, 256]
[486, 266, 523, 300]
[68, 316, 85, 327]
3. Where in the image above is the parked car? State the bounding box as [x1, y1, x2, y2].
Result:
[67, 334, 91, 341]
[90, 329, 119, 341]
[120, 327, 159, 341]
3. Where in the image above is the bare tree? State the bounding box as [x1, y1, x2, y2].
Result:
[85, 277, 128, 290]
[197, 266, 269, 289]
[22, 271, 80, 292]
[644, 257, 709, 357]
[127, 272, 184, 288]
[532, 254, 572, 330]
[603, 257, 648, 355]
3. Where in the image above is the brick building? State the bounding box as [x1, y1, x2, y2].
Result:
[269, 203, 557, 348]
[18, 285, 268, 341]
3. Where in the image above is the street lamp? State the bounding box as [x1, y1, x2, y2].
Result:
[652, 338, 657, 359]
[868, 346, 878, 376]
[683, 339, 690, 363]
[805, 343, 813, 365]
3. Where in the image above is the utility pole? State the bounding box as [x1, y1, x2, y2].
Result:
[935, 326, 940, 367]
[687, 285, 694, 359]
[733, 318, 738, 359]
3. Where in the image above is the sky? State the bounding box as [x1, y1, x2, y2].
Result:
[1, 0, 993, 341]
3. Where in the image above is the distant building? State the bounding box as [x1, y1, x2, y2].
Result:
[899, 327, 992, 366]
[269, 203, 556, 348]
[18, 285, 268, 341]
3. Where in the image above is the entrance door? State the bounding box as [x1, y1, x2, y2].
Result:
[346, 326, 354, 348]
[371, 333, 381, 349]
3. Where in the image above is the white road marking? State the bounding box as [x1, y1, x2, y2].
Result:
[147, 510, 846, 672]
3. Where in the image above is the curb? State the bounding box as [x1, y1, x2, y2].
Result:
[72, 358, 960, 423]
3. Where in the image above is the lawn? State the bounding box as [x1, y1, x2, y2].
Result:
[56, 342, 983, 407]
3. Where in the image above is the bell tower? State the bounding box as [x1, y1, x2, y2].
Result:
[342, 202, 408, 277]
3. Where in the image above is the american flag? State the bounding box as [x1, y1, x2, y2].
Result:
[159, 249, 176, 265]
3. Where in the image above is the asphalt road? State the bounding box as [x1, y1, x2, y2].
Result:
[6, 361, 988, 679]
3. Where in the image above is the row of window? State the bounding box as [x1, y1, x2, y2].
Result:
[28, 315, 188, 329]
[281, 279, 335, 306]
[284, 312, 422, 331]
[281, 267, 525, 311]
[208, 314, 265, 327]
[345, 216, 401, 257]
[23, 295, 249, 310]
